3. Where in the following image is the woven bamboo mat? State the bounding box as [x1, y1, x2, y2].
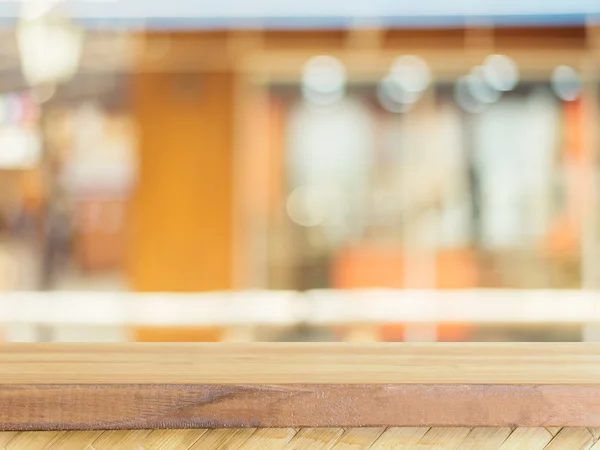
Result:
[1, 427, 599, 449]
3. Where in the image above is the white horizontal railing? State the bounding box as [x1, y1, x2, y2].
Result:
[0, 289, 599, 326]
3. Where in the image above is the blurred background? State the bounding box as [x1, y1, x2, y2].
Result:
[0, 0, 599, 342]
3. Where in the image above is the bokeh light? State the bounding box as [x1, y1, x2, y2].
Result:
[482, 54, 519, 92]
[551, 65, 582, 101]
[31, 84, 56, 104]
[286, 185, 330, 227]
[377, 74, 421, 113]
[377, 55, 430, 113]
[467, 66, 501, 104]
[301, 55, 347, 106]
[454, 75, 486, 113]
[389, 55, 431, 93]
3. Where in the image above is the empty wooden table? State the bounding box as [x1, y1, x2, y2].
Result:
[0, 343, 599, 448]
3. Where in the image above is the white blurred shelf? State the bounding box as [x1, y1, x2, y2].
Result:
[0, 289, 598, 327]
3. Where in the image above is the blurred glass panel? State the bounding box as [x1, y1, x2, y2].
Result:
[258, 73, 586, 291]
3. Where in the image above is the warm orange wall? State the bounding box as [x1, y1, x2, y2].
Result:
[129, 71, 234, 291]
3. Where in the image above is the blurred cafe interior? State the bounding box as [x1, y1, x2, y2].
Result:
[0, 1, 599, 342]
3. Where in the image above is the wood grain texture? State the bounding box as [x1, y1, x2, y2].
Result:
[331, 428, 386, 449]
[2, 343, 600, 431]
[544, 428, 594, 450]
[0, 428, 597, 449]
[92, 430, 152, 449]
[0, 432, 16, 449]
[3, 384, 600, 430]
[188, 428, 256, 449]
[457, 428, 513, 450]
[284, 428, 345, 449]
[497, 428, 553, 450]
[2, 343, 600, 384]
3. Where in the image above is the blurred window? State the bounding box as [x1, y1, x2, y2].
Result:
[261, 79, 582, 290]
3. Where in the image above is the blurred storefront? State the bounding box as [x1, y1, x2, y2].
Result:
[231, 26, 598, 295]
[0, 29, 135, 291]
[1, 25, 599, 292]
[0, 3, 600, 341]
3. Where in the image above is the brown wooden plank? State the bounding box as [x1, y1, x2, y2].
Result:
[2, 343, 600, 385]
[2, 384, 600, 430]
[2, 343, 600, 431]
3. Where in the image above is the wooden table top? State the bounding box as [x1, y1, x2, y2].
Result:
[1, 343, 600, 430]
[1, 342, 600, 384]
